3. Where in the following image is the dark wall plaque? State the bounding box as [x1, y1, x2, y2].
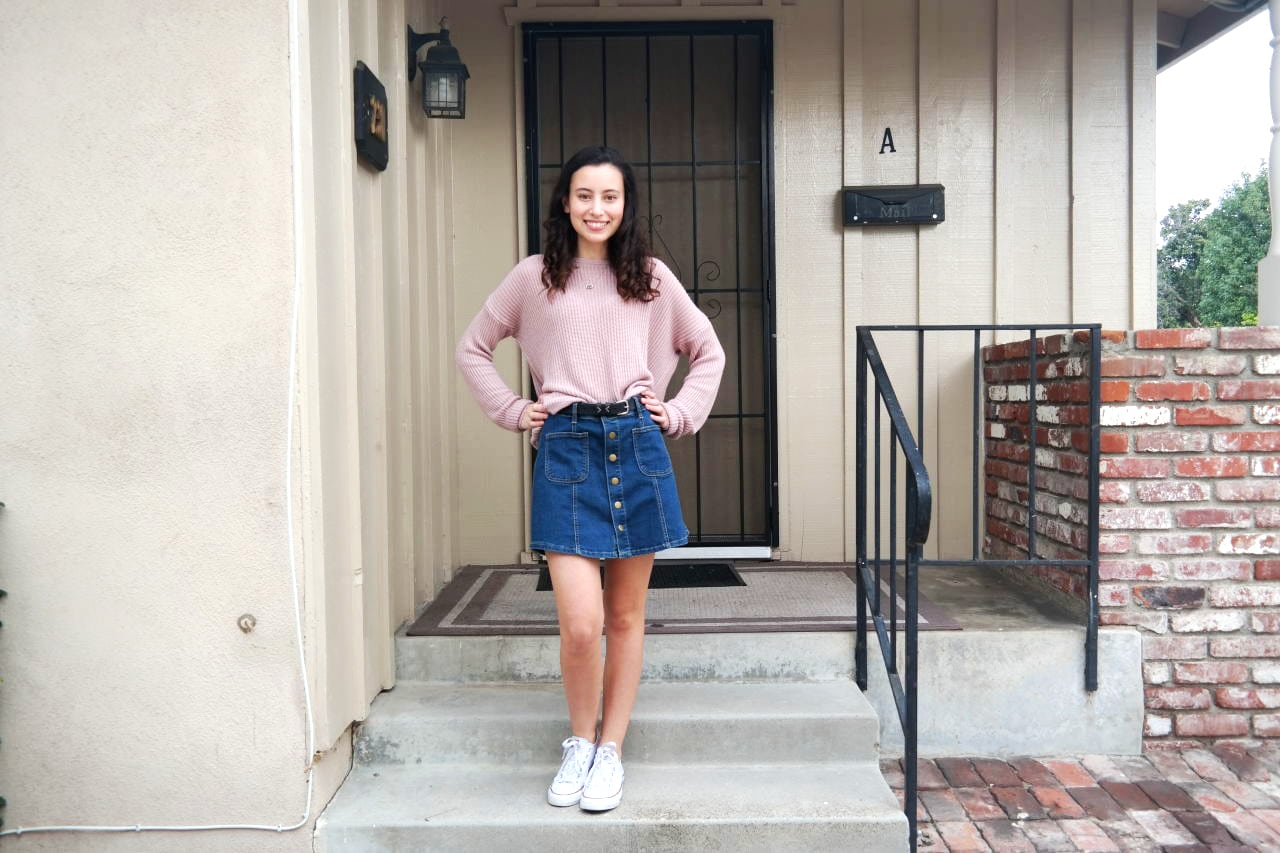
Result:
[354, 61, 389, 172]
[842, 184, 945, 226]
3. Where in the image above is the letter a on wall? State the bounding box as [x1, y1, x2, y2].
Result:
[879, 127, 896, 154]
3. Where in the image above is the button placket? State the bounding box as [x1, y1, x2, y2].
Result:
[603, 414, 628, 549]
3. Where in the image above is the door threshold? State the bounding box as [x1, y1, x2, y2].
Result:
[654, 546, 772, 561]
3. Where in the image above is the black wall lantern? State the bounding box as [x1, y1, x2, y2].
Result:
[407, 18, 469, 119]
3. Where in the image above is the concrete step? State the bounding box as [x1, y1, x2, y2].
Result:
[353, 681, 881, 766]
[315, 761, 908, 853]
[396, 630, 855, 683]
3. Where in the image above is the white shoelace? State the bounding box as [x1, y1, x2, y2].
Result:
[586, 742, 622, 794]
[553, 736, 595, 786]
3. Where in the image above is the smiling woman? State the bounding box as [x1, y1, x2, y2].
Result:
[454, 144, 725, 814]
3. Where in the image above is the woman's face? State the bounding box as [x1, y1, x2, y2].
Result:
[563, 163, 625, 258]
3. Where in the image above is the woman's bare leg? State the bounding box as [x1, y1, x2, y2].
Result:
[547, 552, 605, 741]
[599, 553, 655, 753]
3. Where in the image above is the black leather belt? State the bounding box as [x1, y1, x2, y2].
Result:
[571, 397, 638, 417]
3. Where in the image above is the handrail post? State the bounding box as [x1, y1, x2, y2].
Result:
[1086, 325, 1102, 691]
[855, 332, 868, 691]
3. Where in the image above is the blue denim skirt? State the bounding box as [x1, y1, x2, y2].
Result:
[531, 398, 689, 559]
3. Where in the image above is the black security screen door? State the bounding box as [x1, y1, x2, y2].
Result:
[522, 21, 777, 548]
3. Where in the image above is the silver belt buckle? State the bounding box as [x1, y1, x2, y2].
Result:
[617, 399, 630, 416]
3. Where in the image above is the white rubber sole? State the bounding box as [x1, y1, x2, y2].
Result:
[578, 786, 622, 812]
[547, 786, 584, 807]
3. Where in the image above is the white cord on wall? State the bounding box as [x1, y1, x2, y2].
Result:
[0, 0, 318, 838]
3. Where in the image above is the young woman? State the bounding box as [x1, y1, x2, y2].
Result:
[456, 146, 724, 812]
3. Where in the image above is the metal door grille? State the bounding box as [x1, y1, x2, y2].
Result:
[522, 21, 777, 547]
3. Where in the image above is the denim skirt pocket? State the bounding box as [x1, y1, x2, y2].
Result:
[631, 425, 673, 477]
[542, 431, 589, 484]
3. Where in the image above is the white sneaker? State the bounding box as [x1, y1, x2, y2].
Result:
[579, 741, 624, 812]
[547, 736, 596, 807]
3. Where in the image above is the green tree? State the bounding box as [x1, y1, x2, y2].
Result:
[1157, 199, 1210, 328]
[1157, 167, 1271, 328]
[1197, 169, 1270, 327]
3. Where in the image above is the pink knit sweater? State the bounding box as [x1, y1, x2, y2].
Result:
[456, 255, 725, 440]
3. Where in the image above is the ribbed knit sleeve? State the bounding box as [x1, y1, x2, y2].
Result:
[653, 262, 726, 439]
[455, 260, 537, 432]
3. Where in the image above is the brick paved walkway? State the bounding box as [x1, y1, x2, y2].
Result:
[884, 744, 1280, 851]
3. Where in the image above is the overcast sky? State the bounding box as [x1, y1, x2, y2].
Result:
[1157, 9, 1271, 220]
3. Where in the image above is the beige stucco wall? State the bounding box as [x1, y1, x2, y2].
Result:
[0, 0, 433, 847]
[445, 0, 1157, 566]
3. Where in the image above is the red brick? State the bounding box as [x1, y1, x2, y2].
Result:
[1173, 559, 1252, 580]
[1174, 405, 1247, 425]
[916, 758, 949, 789]
[1098, 533, 1131, 554]
[920, 788, 970, 822]
[1136, 328, 1213, 349]
[931, 757, 981, 788]
[1218, 327, 1280, 349]
[1030, 786, 1085, 819]
[1217, 481, 1280, 502]
[1009, 758, 1058, 787]
[1098, 481, 1131, 503]
[991, 786, 1047, 820]
[934, 820, 992, 851]
[1099, 432, 1129, 453]
[1101, 611, 1169, 632]
[1174, 354, 1249, 375]
[1173, 457, 1249, 478]
[1135, 481, 1209, 502]
[1146, 636, 1207, 659]
[1176, 713, 1249, 737]
[1174, 661, 1250, 684]
[1252, 611, 1280, 631]
[1212, 637, 1280, 657]
[1257, 559, 1280, 580]
[1042, 759, 1095, 787]
[1102, 354, 1168, 377]
[1137, 431, 1210, 452]
[1067, 787, 1127, 821]
[1216, 687, 1280, 709]
[1146, 686, 1212, 710]
[1138, 533, 1212, 555]
[1099, 584, 1130, 606]
[1136, 380, 1211, 401]
[1175, 508, 1253, 528]
[1100, 559, 1168, 580]
[1101, 457, 1170, 479]
[954, 786, 1007, 821]
[1208, 585, 1280, 607]
[1212, 431, 1280, 452]
[1100, 380, 1130, 402]
[1134, 780, 1201, 812]
[1099, 780, 1157, 810]
[1219, 380, 1280, 401]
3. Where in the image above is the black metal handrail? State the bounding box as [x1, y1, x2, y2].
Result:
[854, 324, 1102, 853]
[855, 328, 930, 852]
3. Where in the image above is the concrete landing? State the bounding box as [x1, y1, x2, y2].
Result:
[315, 762, 906, 853]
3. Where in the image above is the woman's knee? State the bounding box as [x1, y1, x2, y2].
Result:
[604, 607, 644, 636]
[560, 615, 604, 652]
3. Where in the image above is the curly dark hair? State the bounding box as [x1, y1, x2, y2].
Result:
[541, 146, 658, 302]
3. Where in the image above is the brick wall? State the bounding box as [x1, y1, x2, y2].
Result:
[985, 327, 1280, 748]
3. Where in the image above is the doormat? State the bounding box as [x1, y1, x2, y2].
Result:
[407, 563, 961, 636]
[533, 562, 745, 591]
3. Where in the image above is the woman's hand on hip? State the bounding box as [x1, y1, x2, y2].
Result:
[519, 401, 548, 431]
[640, 392, 669, 432]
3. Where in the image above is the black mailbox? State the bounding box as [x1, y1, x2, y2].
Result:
[842, 184, 945, 226]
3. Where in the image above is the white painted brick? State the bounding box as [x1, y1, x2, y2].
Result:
[988, 385, 1008, 401]
[1170, 611, 1247, 633]
[1144, 662, 1172, 684]
[1254, 663, 1280, 684]
[1256, 354, 1280, 375]
[1144, 715, 1173, 737]
[1101, 405, 1171, 426]
[1255, 404, 1280, 425]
